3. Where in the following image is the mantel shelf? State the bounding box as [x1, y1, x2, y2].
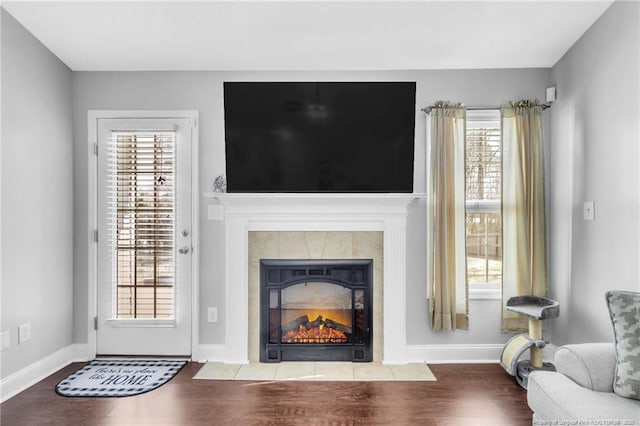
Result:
[202, 193, 424, 220]
[202, 193, 425, 213]
[203, 192, 426, 201]
[203, 192, 427, 200]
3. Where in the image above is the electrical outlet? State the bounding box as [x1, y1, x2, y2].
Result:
[1, 331, 10, 351]
[18, 323, 31, 344]
[208, 307, 218, 323]
[583, 201, 595, 221]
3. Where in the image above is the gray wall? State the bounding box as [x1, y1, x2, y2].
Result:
[3, 0, 635, 375]
[72, 69, 550, 347]
[1, 8, 74, 378]
[13, 0, 632, 360]
[549, 1, 640, 345]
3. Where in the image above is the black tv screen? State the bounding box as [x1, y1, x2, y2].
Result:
[223, 82, 416, 193]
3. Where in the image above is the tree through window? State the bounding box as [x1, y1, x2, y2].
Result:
[465, 110, 502, 287]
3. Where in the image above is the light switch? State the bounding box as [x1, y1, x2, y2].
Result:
[583, 201, 595, 221]
[208, 307, 218, 323]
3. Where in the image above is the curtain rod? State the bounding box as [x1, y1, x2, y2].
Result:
[420, 104, 550, 114]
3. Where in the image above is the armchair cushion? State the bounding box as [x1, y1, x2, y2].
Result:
[554, 343, 616, 392]
[606, 290, 640, 400]
[528, 371, 640, 422]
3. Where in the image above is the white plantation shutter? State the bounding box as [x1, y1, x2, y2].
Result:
[107, 131, 176, 319]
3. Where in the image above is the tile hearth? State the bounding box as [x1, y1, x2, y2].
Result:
[193, 362, 437, 382]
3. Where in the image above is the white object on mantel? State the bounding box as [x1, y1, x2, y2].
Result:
[203, 192, 424, 364]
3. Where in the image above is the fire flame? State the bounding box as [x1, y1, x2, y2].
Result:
[282, 324, 348, 344]
[281, 309, 351, 328]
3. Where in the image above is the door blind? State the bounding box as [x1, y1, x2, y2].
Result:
[109, 131, 176, 319]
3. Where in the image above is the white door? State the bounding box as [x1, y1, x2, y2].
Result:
[96, 117, 193, 355]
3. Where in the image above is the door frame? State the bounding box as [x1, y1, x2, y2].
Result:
[87, 110, 199, 359]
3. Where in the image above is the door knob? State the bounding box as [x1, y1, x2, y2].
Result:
[178, 246, 190, 254]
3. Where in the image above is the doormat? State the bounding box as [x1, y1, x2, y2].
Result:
[56, 359, 187, 397]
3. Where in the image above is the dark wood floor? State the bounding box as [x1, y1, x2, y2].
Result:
[1, 362, 532, 425]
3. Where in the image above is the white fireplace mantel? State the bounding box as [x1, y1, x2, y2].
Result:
[205, 193, 422, 216]
[204, 193, 424, 364]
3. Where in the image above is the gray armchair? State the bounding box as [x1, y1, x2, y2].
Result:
[527, 343, 640, 423]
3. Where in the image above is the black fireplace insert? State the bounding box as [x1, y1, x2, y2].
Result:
[260, 259, 373, 362]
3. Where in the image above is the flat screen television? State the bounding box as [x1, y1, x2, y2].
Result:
[223, 82, 416, 193]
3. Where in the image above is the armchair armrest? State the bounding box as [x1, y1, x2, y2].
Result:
[555, 343, 616, 392]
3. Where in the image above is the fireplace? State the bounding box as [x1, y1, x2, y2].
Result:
[260, 259, 373, 362]
[206, 194, 413, 364]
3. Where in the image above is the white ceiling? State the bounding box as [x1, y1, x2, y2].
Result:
[3, 0, 614, 71]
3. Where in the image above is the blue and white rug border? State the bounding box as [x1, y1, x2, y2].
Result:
[55, 358, 188, 398]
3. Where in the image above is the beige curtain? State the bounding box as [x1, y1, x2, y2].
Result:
[501, 100, 548, 332]
[428, 101, 468, 331]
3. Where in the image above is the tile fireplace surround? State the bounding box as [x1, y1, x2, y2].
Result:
[206, 194, 417, 364]
[251, 235, 380, 362]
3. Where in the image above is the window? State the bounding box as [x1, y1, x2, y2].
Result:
[465, 110, 502, 298]
[112, 131, 176, 318]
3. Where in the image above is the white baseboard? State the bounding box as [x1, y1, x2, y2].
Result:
[1, 343, 91, 403]
[195, 343, 558, 365]
[407, 344, 505, 363]
[194, 344, 239, 363]
[406, 343, 558, 364]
